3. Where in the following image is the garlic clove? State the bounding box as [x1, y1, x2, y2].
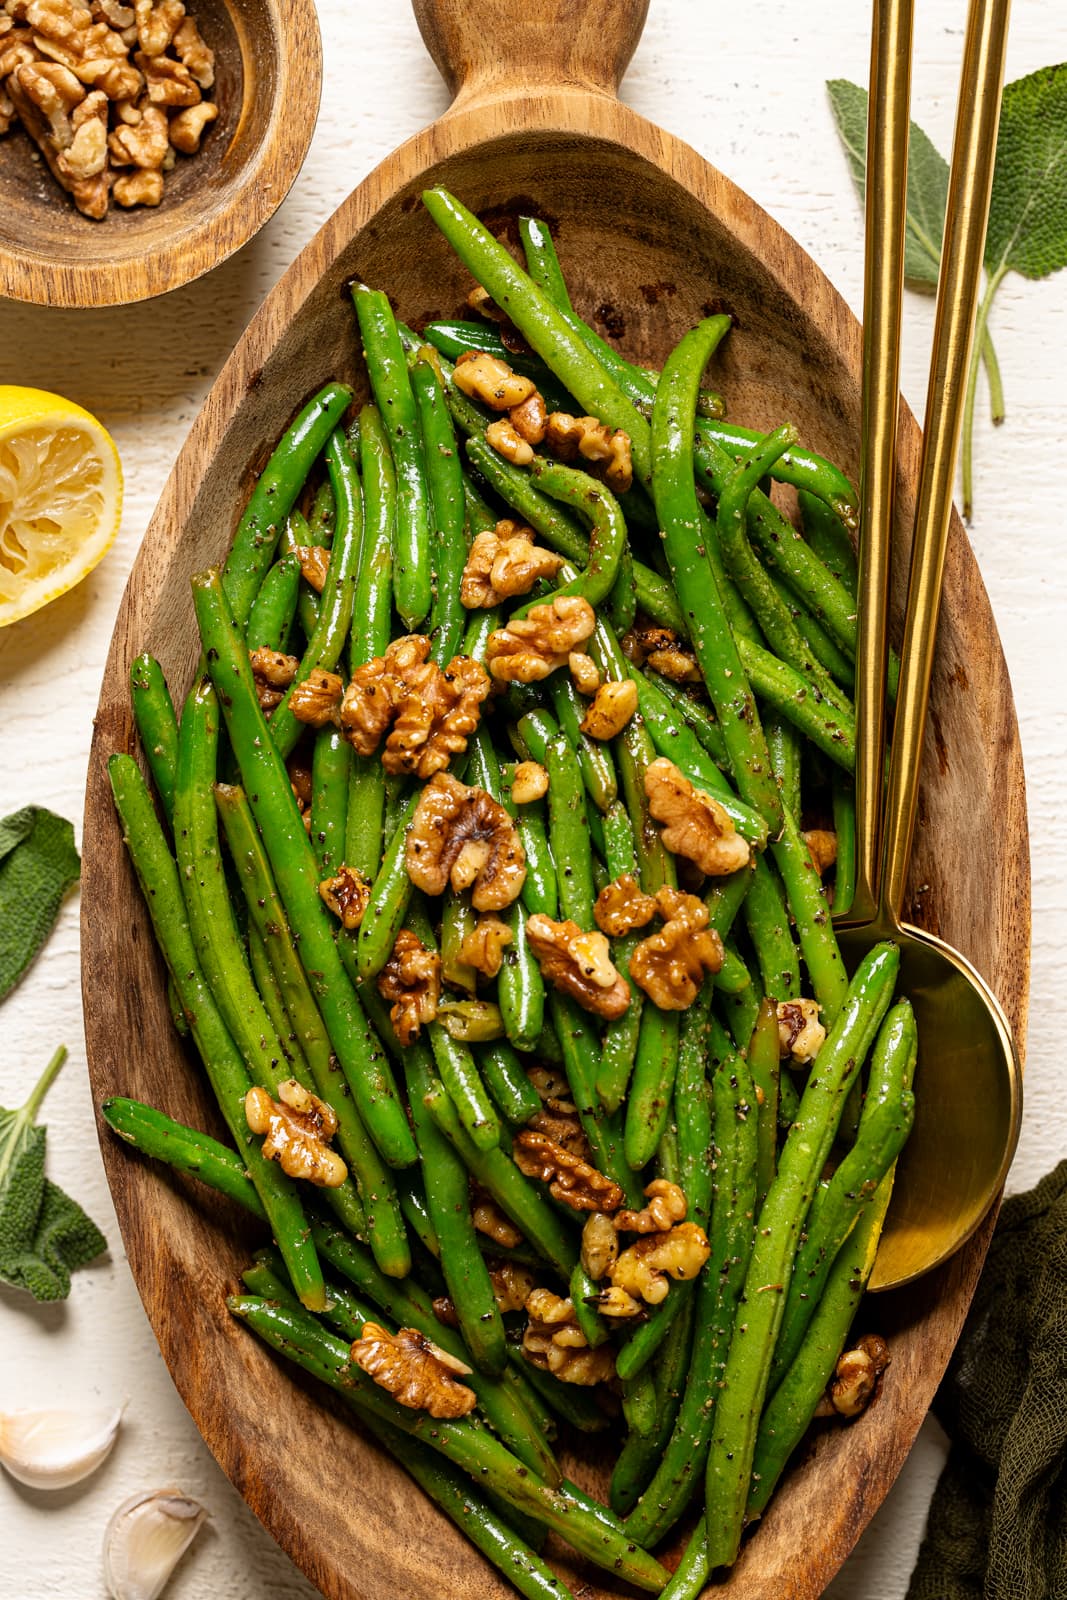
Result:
[104, 1488, 209, 1600]
[0, 1402, 124, 1489]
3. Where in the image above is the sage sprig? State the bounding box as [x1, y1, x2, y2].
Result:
[829, 64, 1067, 519]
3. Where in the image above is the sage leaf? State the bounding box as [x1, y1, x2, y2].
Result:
[985, 62, 1067, 282]
[0, 805, 80, 1001]
[0, 1047, 106, 1301]
[827, 77, 948, 290]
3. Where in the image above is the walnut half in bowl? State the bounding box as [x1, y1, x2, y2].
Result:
[0, 0, 322, 304]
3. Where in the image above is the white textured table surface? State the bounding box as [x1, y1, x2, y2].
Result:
[2, 3, 1065, 1596]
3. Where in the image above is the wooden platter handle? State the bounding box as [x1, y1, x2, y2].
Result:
[411, 0, 649, 110]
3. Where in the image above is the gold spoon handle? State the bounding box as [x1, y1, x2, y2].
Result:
[852, 0, 915, 924]
[879, 0, 1012, 922]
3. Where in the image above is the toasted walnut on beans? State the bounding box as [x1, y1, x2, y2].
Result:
[243, 1079, 347, 1188]
[289, 667, 343, 729]
[509, 389, 548, 445]
[580, 677, 637, 741]
[804, 828, 838, 876]
[594, 873, 657, 938]
[377, 929, 441, 1046]
[318, 864, 371, 931]
[580, 1212, 618, 1281]
[629, 887, 725, 1010]
[777, 998, 826, 1064]
[406, 772, 526, 911]
[340, 636, 491, 780]
[458, 914, 512, 980]
[816, 1333, 891, 1419]
[525, 914, 631, 1020]
[291, 542, 330, 593]
[485, 417, 533, 466]
[568, 650, 600, 696]
[287, 756, 312, 825]
[525, 1066, 590, 1160]
[512, 1129, 624, 1214]
[615, 1178, 687, 1234]
[602, 1221, 710, 1314]
[452, 350, 536, 410]
[433, 1259, 535, 1328]
[522, 1288, 616, 1386]
[486, 594, 596, 684]
[471, 1187, 522, 1249]
[248, 646, 299, 712]
[621, 623, 703, 684]
[543, 412, 633, 493]
[510, 760, 548, 805]
[349, 1323, 477, 1419]
[460, 519, 563, 609]
[645, 757, 751, 877]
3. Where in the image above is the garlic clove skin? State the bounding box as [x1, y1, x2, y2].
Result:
[0, 1402, 124, 1490]
[104, 1488, 209, 1600]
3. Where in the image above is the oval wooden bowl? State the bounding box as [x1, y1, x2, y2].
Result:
[82, 3, 1030, 1595]
[0, 0, 321, 307]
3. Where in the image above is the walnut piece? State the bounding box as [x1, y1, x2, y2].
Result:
[318, 864, 371, 931]
[452, 350, 536, 410]
[543, 412, 633, 493]
[803, 828, 838, 876]
[614, 1178, 688, 1234]
[580, 677, 637, 741]
[488, 1259, 537, 1314]
[458, 914, 512, 979]
[526, 914, 631, 1020]
[377, 929, 441, 1046]
[568, 650, 600, 696]
[509, 389, 548, 445]
[644, 757, 751, 877]
[777, 999, 826, 1063]
[510, 760, 548, 805]
[171, 10, 211, 85]
[249, 646, 299, 712]
[406, 772, 526, 912]
[522, 1288, 616, 1386]
[136, 44, 197, 103]
[349, 1323, 476, 1419]
[607, 1221, 710, 1310]
[133, 0, 184, 58]
[525, 1066, 590, 1160]
[594, 873, 657, 938]
[629, 886, 725, 1010]
[485, 416, 534, 466]
[622, 623, 704, 683]
[341, 635, 491, 780]
[471, 1188, 522, 1248]
[460, 520, 563, 608]
[291, 542, 330, 593]
[289, 666, 343, 729]
[486, 594, 596, 685]
[55, 83, 106, 176]
[512, 1129, 624, 1214]
[243, 1079, 347, 1188]
[818, 1333, 891, 1418]
[167, 92, 213, 150]
[580, 1212, 618, 1281]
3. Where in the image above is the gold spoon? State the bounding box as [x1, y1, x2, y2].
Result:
[838, 0, 1022, 1291]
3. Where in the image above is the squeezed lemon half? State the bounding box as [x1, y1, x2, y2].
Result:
[0, 386, 123, 628]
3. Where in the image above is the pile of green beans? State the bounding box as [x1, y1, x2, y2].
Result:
[109, 191, 914, 1596]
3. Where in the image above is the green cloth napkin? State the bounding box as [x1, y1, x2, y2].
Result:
[907, 1160, 1067, 1600]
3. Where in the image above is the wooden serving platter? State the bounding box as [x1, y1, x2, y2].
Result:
[82, 2, 1030, 1595]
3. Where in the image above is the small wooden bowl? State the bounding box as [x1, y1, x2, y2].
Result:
[0, 0, 321, 307]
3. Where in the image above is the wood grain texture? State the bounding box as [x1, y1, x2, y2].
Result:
[0, 0, 322, 308]
[82, 2, 1030, 1595]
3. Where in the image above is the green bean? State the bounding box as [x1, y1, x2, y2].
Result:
[546, 734, 595, 928]
[307, 477, 336, 546]
[247, 920, 311, 1081]
[736, 633, 856, 772]
[269, 430, 363, 758]
[643, 671, 727, 768]
[477, 1041, 542, 1124]
[746, 1176, 891, 1520]
[464, 434, 588, 560]
[193, 568, 417, 1169]
[309, 727, 352, 877]
[798, 488, 859, 591]
[569, 1258, 611, 1350]
[768, 572, 856, 691]
[621, 1365, 658, 1438]
[651, 317, 781, 830]
[610, 1292, 695, 1515]
[747, 998, 781, 1210]
[222, 382, 352, 629]
[101, 1096, 265, 1218]
[352, 285, 432, 629]
[624, 1006, 680, 1171]
[514, 798, 556, 918]
[246, 552, 302, 653]
[441, 891, 477, 993]
[547, 993, 642, 1208]
[423, 188, 654, 488]
[703, 942, 900, 1568]
[354, 792, 418, 980]
[526, 457, 629, 615]
[423, 322, 576, 417]
[412, 354, 468, 665]
[130, 652, 179, 823]
[765, 713, 802, 823]
[548, 673, 617, 813]
[424, 1075, 578, 1279]
[832, 776, 857, 917]
[214, 781, 410, 1276]
[512, 1353, 611, 1434]
[281, 507, 321, 639]
[676, 978, 716, 1227]
[107, 754, 325, 1310]
[770, 801, 849, 1023]
[462, 603, 500, 665]
[519, 214, 574, 310]
[430, 1021, 502, 1152]
[659, 1518, 709, 1600]
[595, 801, 645, 1114]
[742, 855, 800, 1003]
[231, 1296, 667, 1591]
